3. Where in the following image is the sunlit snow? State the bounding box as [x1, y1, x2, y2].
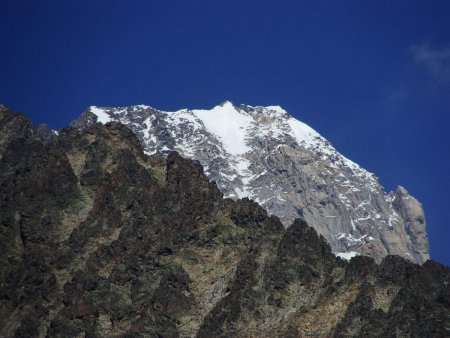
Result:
[192, 102, 253, 155]
[90, 106, 112, 124]
[286, 117, 322, 149]
[335, 251, 358, 260]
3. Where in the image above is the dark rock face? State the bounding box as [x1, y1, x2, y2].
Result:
[0, 107, 448, 337]
[36, 123, 58, 143]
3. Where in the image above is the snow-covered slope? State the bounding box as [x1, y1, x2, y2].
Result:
[71, 101, 429, 263]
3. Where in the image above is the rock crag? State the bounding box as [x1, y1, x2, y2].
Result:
[71, 102, 429, 263]
[1, 106, 447, 337]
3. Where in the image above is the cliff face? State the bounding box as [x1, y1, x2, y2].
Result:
[70, 102, 429, 264]
[1, 107, 448, 337]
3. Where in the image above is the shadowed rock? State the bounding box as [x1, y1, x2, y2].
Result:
[0, 107, 448, 337]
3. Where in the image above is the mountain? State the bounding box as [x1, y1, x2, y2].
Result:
[71, 102, 429, 264]
[0, 106, 448, 337]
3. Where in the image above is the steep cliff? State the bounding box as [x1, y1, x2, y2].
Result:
[71, 102, 429, 263]
[0, 106, 448, 337]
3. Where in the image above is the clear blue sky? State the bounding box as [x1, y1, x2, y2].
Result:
[1, 0, 449, 266]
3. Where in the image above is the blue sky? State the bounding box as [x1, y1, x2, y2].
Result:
[1, 0, 449, 265]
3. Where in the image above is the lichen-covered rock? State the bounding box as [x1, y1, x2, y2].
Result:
[0, 107, 448, 337]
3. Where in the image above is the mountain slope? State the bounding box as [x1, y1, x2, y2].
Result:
[71, 102, 429, 264]
[0, 106, 448, 337]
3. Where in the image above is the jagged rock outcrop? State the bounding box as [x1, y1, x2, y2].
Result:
[70, 102, 429, 264]
[36, 123, 58, 143]
[0, 107, 448, 337]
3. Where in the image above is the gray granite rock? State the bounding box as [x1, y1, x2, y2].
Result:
[71, 102, 429, 263]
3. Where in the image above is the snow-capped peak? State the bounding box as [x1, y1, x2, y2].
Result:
[77, 101, 429, 264]
[191, 102, 253, 155]
[218, 100, 235, 108]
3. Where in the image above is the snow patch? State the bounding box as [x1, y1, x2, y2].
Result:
[90, 106, 111, 124]
[169, 109, 203, 130]
[192, 102, 253, 155]
[142, 117, 152, 139]
[337, 233, 368, 244]
[335, 251, 359, 261]
[266, 105, 287, 114]
[286, 117, 322, 149]
[222, 173, 237, 181]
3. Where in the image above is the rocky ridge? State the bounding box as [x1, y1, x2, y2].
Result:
[71, 102, 429, 264]
[0, 106, 448, 337]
